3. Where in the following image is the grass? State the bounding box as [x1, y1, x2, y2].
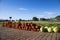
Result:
[1, 21, 60, 27]
[32, 21, 60, 27]
[20, 21, 60, 27]
[0, 22, 3, 24]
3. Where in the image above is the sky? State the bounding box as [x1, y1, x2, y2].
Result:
[0, 0, 60, 20]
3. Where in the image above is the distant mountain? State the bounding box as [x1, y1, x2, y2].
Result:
[0, 19, 9, 22]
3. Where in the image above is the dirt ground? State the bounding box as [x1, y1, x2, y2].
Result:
[0, 25, 60, 40]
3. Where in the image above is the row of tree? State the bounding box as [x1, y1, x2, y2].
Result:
[32, 15, 60, 21]
[8, 15, 60, 22]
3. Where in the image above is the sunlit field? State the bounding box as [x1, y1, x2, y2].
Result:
[0, 22, 3, 24]
[20, 21, 60, 27]
[32, 21, 60, 27]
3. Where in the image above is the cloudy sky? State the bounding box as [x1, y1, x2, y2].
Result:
[0, 0, 60, 20]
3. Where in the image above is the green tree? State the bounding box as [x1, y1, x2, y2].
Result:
[32, 17, 39, 21]
[55, 15, 60, 21]
[40, 18, 46, 21]
[9, 17, 12, 21]
[18, 19, 22, 22]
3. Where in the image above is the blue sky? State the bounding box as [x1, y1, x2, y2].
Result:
[0, 0, 60, 20]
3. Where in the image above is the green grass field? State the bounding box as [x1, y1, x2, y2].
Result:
[1, 21, 60, 27]
[20, 21, 60, 27]
[0, 22, 3, 24]
[32, 21, 60, 27]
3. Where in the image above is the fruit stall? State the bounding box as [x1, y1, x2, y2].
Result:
[3, 21, 60, 33]
[1, 21, 60, 40]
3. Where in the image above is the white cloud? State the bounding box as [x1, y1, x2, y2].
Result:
[44, 11, 55, 15]
[38, 15, 45, 17]
[19, 8, 28, 10]
[42, 11, 57, 18]
[33, 15, 45, 18]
